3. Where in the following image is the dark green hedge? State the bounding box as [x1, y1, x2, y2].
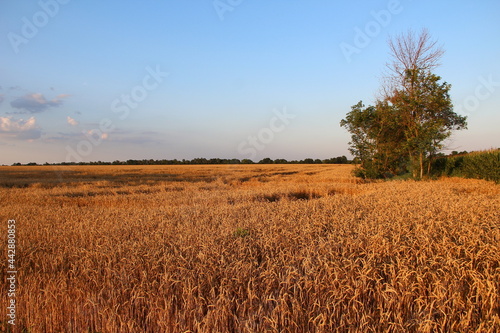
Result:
[432, 150, 500, 183]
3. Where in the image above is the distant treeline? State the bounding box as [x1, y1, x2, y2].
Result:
[432, 149, 500, 183]
[12, 156, 351, 166]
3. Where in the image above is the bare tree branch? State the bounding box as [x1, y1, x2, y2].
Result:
[380, 28, 445, 99]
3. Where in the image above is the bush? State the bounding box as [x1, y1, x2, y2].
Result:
[352, 165, 384, 179]
[432, 149, 500, 183]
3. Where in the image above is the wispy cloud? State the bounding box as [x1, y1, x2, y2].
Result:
[44, 132, 82, 142]
[0, 116, 41, 140]
[46, 130, 109, 143]
[67, 116, 79, 126]
[10, 93, 68, 113]
[44, 128, 163, 146]
[0, 94, 4, 104]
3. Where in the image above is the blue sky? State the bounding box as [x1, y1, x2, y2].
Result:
[1, 0, 499, 164]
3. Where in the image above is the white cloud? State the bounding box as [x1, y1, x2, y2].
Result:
[0, 116, 36, 131]
[84, 130, 109, 140]
[10, 93, 68, 113]
[67, 116, 79, 126]
[0, 116, 41, 140]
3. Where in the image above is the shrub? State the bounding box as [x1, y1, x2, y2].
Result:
[432, 149, 500, 183]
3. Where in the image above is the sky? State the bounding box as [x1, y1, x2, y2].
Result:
[0, 0, 499, 164]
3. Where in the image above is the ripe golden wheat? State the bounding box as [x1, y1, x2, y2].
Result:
[0, 164, 499, 332]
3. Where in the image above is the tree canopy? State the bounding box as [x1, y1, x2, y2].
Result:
[341, 29, 467, 179]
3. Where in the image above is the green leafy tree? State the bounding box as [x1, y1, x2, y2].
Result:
[340, 101, 406, 178]
[389, 69, 467, 177]
[384, 29, 467, 178]
[341, 29, 467, 179]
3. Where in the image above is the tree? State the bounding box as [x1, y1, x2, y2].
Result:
[389, 69, 467, 177]
[382, 29, 444, 99]
[258, 158, 274, 164]
[340, 101, 406, 178]
[385, 29, 467, 178]
[341, 29, 467, 179]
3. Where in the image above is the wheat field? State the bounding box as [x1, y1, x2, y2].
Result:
[0, 164, 499, 332]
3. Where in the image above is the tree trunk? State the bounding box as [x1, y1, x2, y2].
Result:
[419, 152, 424, 179]
[409, 151, 417, 178]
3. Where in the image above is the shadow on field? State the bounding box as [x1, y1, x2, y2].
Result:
[255, 190, 323, 202]
[239, 171, 299, 183]
[0, 169, 218, 189]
